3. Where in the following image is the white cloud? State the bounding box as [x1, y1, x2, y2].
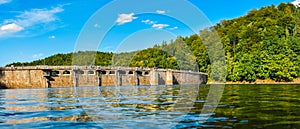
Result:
[152, 23, 169, 29]
[116, 13, 137, 25]
[32, 53, 43, 59]
[141, 19, 155, 25]
[156, 10, 166, 14]
[14, 7, 64, 27]
[0, 0, 11, 5]
[94, 23, 100, 28]
[168, 26, 178, 30]
[0, 6, 64, 37]
[0, 23, 23, 32]
[141, 19, 171, 30]
[292, 0, 300, 6]
[48, 35, 55, 39]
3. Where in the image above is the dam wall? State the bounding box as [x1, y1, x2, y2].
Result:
[0, 66, 208, 89]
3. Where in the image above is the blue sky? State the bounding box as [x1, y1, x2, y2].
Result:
[0, 0, 294, 66]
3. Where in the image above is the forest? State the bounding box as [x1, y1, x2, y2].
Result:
[8, 3, 300, 82]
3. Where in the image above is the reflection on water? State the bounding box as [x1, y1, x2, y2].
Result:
[0, 85, 300, 128]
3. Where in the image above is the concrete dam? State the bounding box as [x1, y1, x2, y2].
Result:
[0, 66, 208, 89]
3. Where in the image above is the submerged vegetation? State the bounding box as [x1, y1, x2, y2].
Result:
[8, 3, 300, 82]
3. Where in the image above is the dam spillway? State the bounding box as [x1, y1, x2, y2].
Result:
[0, 66, 208, 89]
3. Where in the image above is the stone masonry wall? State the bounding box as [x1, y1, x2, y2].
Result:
[0, 70, 46, 89]
[0, 66, 208, 89]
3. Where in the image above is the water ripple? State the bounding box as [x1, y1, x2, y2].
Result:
[0, 85, 299, 128]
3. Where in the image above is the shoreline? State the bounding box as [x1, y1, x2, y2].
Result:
[208, 78, 300, 85]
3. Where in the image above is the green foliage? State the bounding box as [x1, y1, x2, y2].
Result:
[112, 52, 137, 67]
[7, 51, 113, 67]
[129, 48, 179, 69]
[216, 2, 300, 82]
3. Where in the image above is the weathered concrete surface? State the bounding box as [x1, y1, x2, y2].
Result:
[0, 66, 208, 89]
[0, 69, 46, 89]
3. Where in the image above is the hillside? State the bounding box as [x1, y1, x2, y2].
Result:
[8, 3, 300, 82]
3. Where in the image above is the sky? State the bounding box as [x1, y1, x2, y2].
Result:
[0, 0, 295, 66]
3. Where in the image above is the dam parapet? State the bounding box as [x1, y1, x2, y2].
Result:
[0, 66, 208, 89]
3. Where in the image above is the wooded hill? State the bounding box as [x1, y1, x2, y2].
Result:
[8, 3, 300, 82]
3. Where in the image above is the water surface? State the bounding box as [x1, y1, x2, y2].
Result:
[0, 85, 299, 128]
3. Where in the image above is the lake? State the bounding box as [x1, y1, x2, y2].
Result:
[0, 84, 299, 128]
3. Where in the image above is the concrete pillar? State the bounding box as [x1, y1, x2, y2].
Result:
[45, 78, 49, 88]
[196, 74, 201, 84]
[98, 77, 102, 86]
[166, 70, 173, 85]
[193, 73, 198, 84]
[43, 71, 51, 88]
[201, 74, 208, 84]
[28, 70, 31, 85]
[134, 71, 139, 86]
[98, 71, 102, 86]
[186, 73, 189, 84]
[150, 69, 158, 85]
[116, 70, 122, 86]
[73, 70, 78, 87]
